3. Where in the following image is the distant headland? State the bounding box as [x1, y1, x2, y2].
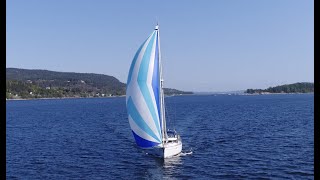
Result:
[6, 68, 193, 99]
[245, 82, 314, 94]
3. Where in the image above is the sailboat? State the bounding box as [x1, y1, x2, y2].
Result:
[126, 25, 182, 158]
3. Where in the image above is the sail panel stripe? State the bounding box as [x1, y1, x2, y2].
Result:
[128, 115, 159, 143]
[127, 97, 161, 142]
[132, 131, 161, 148]
[127, 32, 154, 85]
[152, 32, 161, 128]
[129, 84, 161, 140]
[137, 33, 161, 136]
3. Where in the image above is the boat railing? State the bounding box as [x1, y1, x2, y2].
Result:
[166, 130, 181, 143]
[177, 134, 181, 141]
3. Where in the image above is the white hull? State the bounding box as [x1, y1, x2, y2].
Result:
[163, 140, 182, 158]
[144, 140, 182, 158]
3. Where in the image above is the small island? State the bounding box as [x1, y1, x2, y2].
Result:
[245, 82, 314, 94]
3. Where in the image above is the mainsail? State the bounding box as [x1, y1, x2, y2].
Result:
[126, 26, 163, 148]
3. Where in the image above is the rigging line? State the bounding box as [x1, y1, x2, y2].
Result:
[164, 96, 175, 132]
[167, 100, 172, 129]
[164, 97, 173, 131]
[168, 101, 172, 130]
[164, 97, 170, 130]
[173, 96, 176, 131]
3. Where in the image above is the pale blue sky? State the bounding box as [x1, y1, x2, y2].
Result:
[6, 0, 314, 92]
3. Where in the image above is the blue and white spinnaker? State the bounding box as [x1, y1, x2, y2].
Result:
[126, 28, 162, 148]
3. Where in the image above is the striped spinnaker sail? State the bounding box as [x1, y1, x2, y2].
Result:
[126, 27, 162, 148]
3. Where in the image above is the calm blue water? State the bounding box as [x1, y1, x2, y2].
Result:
[7, 94, 314, 179]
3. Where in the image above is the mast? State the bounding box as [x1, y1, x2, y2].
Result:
[155, 24, 168, 143]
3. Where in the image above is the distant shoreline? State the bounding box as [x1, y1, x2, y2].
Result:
[193, 92, 314, 95]
[6, 92, 313, 101]
[6, 94, 196, 101]
[6, 95, 126, 101]
[242, 92, 314, 95]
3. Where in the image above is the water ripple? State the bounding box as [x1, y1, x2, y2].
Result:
[7, 94, 314, 179]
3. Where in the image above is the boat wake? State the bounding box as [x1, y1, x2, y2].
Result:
[179, 149, 193, 156]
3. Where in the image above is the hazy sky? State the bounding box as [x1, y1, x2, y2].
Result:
[7, 0, 314, 92]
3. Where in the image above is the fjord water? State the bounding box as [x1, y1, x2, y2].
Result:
[7, 94, 314, 179]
